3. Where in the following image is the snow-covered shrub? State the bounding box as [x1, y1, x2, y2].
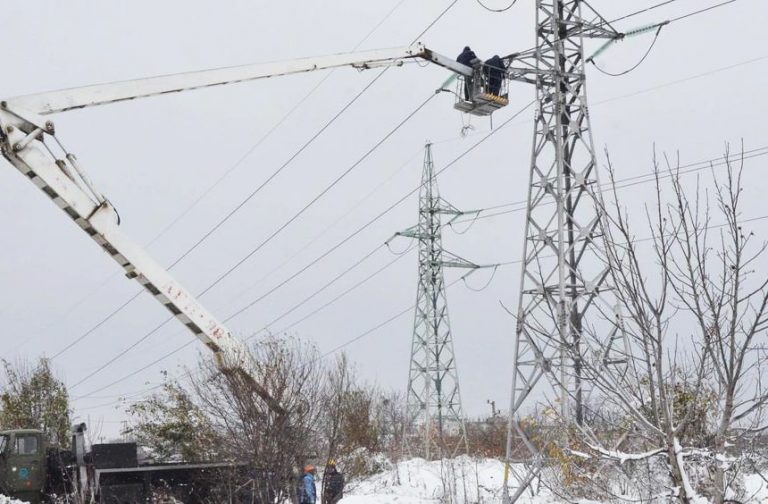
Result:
[339, 447, 393, 480]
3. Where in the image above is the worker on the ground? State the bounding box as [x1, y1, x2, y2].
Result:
[322, 460, 345, 504]
[456, 46, 479, 100]
[299, 465, 317, 504]
[484, 55, 505, 96]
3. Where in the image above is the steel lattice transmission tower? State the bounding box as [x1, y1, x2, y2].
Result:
[499, 1, 627, 501]
[396, 143, 479, 460]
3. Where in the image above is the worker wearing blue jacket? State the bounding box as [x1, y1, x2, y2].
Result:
[299, 465, 317, 504]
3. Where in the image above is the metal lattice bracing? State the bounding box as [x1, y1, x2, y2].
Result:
[502, 1, 628, 501]
[400, 143, 476, 460]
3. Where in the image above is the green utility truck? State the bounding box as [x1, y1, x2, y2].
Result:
[0, 425, 276, 503]
[0, 429, 51, 504]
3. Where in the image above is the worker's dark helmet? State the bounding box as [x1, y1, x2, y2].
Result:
[464, 46, 471, 51]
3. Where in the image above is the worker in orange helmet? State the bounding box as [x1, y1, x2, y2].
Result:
[299, 464, 317, 504]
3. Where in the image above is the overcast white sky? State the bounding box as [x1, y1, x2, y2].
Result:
[1, 0, 767, 439]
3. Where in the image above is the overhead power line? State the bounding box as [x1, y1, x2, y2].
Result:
[449, 147, 768, 226]
[38, 0, 412, 356]
[667, 0, 738, 23]
[53, 69, 392, 362]
[267, 251, 412, 339]
[69, 91, 438, 390]
[72, 43, 768, 400]
[590, 0, 741, 76]
[274, 148, 768, 338]
[52, 0, 456, 361]
[56, 0, 743, 365]
[69, 0, 465, 389]
[75, 249, 412, 402]
[593, 53, 768, 105]
[58, 44, 766, 363]
[75, 206, 768, 407]
[507, 0, 740, 74]
[77, 101, 764, 398]
[312, 213, 768, 362]
[89, 46, 768, 364]
[605, 0, 737, 25]
[200, 93, 438, 297]
[71, 0, 752, 402]
[146, 0, 410, 251]
[234, 147, 768, 357]
[412, 0, 460, 41]
[239, 245, 400, 338]
[74, 99, 536, 399]
[607, 0, 682, 24]
[222, 147, 422, 304]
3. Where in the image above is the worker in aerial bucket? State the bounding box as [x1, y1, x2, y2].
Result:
[456, 46, 479, 100]
[457, 46, 477, 66]
[484, 54, 505, 96]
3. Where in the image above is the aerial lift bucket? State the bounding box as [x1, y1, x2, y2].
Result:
[453, 65, 509, 116]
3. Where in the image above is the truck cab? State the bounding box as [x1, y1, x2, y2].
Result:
[0, 429, 47, 504]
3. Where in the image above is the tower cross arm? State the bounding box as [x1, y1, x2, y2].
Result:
[499, 20, 621, 84]
[567, 21, 621, 40]
[436, 197, 468, 217]
[440, 251, 483, 270]
[392, 226, 422, 240]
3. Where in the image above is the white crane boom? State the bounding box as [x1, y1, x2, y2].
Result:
[0, 43, 470, 415]
[4, 44, 470, 116]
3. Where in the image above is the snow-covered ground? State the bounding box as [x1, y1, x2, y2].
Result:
[744, 474, 768, 503]
[341, 457, 768, 503]
[5, 461, 768, 503]
[0, 496, 28, 504]
[342, 457, 556, 504]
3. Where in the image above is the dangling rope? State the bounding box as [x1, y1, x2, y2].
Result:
[460, 112, 476, 137]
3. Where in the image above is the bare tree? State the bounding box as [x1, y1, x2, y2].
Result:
[193, 334, 327, 501]
[529, 146, 768, 503]
[321, 353, 354, 469]
[655, 145, 768, 502]
[127, 334, 326, 502]
[318, 353, 393, 484]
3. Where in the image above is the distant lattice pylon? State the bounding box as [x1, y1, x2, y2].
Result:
[396, 142, 481, 460]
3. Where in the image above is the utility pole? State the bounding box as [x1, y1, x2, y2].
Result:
[500, 2, 628, 502]
[397, 142, 479, 460]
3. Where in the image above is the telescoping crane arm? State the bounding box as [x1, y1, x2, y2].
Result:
[0, 43, 470, 415]
[3, 43, 470, 117]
